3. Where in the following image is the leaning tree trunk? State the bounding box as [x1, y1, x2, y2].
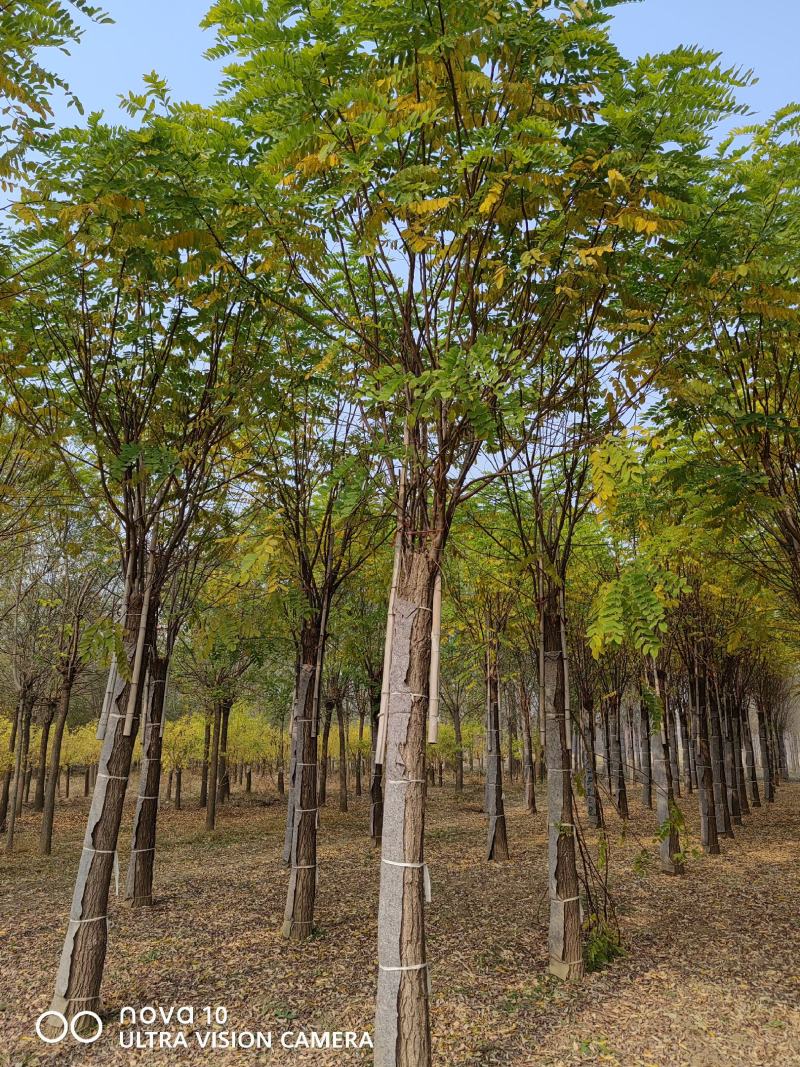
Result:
[282, 617, 320, 941]
[543, 581, 583, 982]
[46, 585, 151, 1028]
[484, 634, 509, 861]
[374, 548, 434, 1067]
[126, 651, 169, 907]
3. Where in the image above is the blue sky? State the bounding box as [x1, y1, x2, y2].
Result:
[48, 0, 798, 126]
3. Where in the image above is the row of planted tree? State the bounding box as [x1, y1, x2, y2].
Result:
[2, 2, 800, 1063]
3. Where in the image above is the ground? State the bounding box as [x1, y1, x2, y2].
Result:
[1, 773, 798, 1066]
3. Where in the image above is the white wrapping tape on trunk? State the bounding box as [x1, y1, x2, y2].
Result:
[381, 858, 432, 903]
[378, 960, 432, 996]
[82, 843, 120, 893]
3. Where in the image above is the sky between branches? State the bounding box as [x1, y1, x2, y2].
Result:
[45, 0, 799, 131]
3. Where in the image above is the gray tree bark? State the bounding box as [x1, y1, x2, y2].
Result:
[374, 550, 434, 1067]
[282, 620, 320, 940]
[484, 635, 508, 860]
[126, 651, 169, 906]
[543, 584, 583, 982]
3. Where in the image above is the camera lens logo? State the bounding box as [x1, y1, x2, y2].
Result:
[35, 1010, 103, 1044]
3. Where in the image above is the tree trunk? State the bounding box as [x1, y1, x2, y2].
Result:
[543, 581, 583, 981]
[374, 548, 434, 1067]
[602, 704, 613, 795]
[667, 704, 681, 799]
[370, 682, 383, 844]
[282, 615, 323, 941]
[46, 585, 151, 1027]
[506, 693, 517, 783]
[0, 700, 18, 833]
[721, 693, 742, 825]
[741, 703, 760, 807]
[175, 767, 182, 810]
[126, 651, 169, 907]
[611, 698, 628, 819]
[756, 703, 774, 803]
[199, 718, 210, 808]
[355, 705, 365, 797]
[631, 708, 644, 785]
[217, 700, 231, 804]
[34, 703, 55, 813]
[317, 699, 333, 806]
[519, 679, 535, 813]
[206, 700, 223, 831]
[694, 668, 719, 855]
[640, 697, 652, 809]
[484, 634, 509, 860]
[452, 700, 464, 796]
[4, 696, 26, 853]
[13, 696, 33, 819]
[337, 696, 348, 812]
[654, 670, 683, 875]
[709, 681, 733, 836]
[583, 700, 601, 829]
[732, 700, 749, 818]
